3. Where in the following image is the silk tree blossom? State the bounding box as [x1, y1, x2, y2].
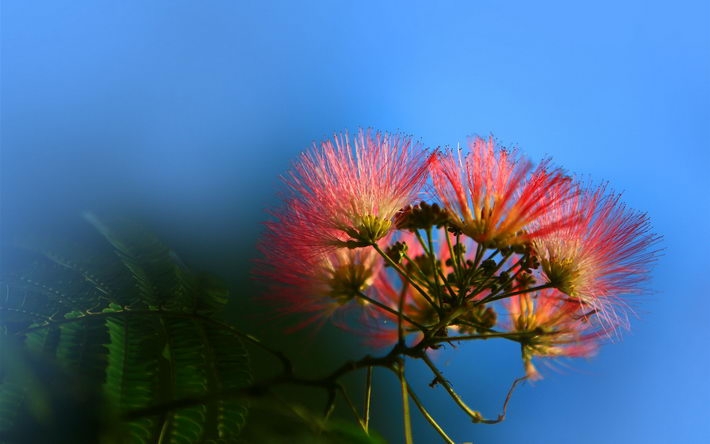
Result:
[531, 184, 659, 330]
[279, 130, 434, 250]
[507, 290, 600, 380]
[257, 129, 432, 332]
[430, 136, 577, 248]
[257, 228, 386, 331]
[250, 128, 661, 438]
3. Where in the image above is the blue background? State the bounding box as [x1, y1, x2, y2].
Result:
[2, 1, 708, 443]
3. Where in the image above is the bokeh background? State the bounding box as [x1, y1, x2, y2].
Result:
[2, 1, 709, 443]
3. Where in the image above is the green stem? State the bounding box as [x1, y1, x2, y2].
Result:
[363, 366, 373, 433]
[324, 387, 337, 419]
[356, 291, 426, 331]
[480, 283, 555, 304]
[407, 383, 454, 444]
[424, 227, 456, 305]
[398, 284, 406, 344]
[421, 352, 527, 425]
[338, 384, 367, 432]
[464, 250, 513, 302]
[399, 240, 443, 311]
[421, 352, 482, 423]
[443, 230, 462, 281]
[425, 305, 470, 337]
[470, 240, 485, 271]
[400, 250, 454, 313]
[477, 376, 527, 424]
[400, 251, 431, 288]
[371, 242, 439, 313]
[397, 359, 414, 444]
[434, 331, 533, 343]
[436, 267, 458, 302]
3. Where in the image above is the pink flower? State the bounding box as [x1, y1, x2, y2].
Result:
[507, 290, 600, 380]
[430, 136, 577, 248]
[276, 129, 434, 250]
[531, 185, 659, 330]
[257, 227, 386, 331]
[256, 129, 433, 332]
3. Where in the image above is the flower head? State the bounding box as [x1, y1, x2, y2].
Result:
[278, 129, 433, 250]
[257, 225, 385, 331]
[256, 129, 433, 332]
[507, 290, 600, 380]
[430, 136, 577, 248]
[532, 184, 659, 330]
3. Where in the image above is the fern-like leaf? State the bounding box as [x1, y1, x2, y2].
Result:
[104, 315, 162, 443]
[200, 321, 251, 439]
[0, 216, 251, 443]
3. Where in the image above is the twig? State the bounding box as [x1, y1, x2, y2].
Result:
[372, 242, 439, 313]
[407, 382, 454, 444]
[356, 291, 426, 331]
[480, 283, 555, 304]
[337, 384, 366, 431]
[363, 366, 373, 433]
[421, 352, 483, 423]
[477, 376, 526, 424]
[396, 359, 414, 444]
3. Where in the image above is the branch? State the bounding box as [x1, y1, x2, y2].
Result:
[123, 344, 406, 421]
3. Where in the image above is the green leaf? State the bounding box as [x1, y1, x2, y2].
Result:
[199, 320, 251, 439]
[0, 216, 251, 442]
[83, 212, 212, 312]
[103, 315, 162, 443]
[0, 335, 106, 444]
[158, 317, 209, 443]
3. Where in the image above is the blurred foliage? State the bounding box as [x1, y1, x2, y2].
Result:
[239, 400, 386, 444]
[0, 214, 388, 443]
[0, 214, 251, 443]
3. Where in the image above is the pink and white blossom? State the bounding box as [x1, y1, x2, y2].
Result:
[430, 136, 577, 247]
[532, 184, 659, 330]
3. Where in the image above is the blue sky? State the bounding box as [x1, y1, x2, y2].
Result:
[2, 1, 709, 443]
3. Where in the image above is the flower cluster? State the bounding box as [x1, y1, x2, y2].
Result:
[257, 131, 658, 379]
[257, 129, 433, 330]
